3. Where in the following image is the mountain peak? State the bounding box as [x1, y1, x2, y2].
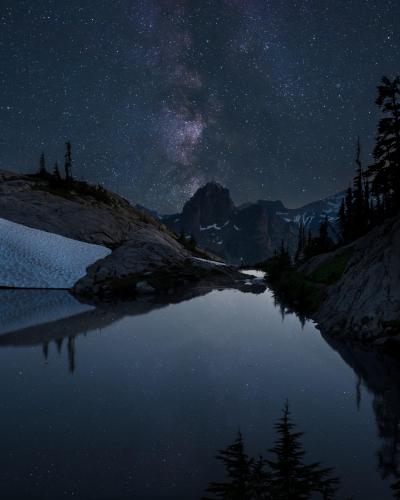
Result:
[182, 182, 235, 229]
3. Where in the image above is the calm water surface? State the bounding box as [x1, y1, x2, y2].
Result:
[0, 283, 398, 499]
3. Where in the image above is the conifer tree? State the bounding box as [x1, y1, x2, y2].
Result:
[344, 186, 353, 240]
[391, 477, 400, 500]
[363, 175, 371, 228]
[352, 138, 366, 236]
[266, 402, 338, 500]
[39, 152, 47, 176]
[318, 216, 329, 251]
[205, 431, 254, 499]
[370, 76, 400, 213]
[53, 161, 61, 180]
[250, 456, 271, 500]
[338, 199, 346, 242]
[295, 222, 306, 262]
[64, 141, 73, 180]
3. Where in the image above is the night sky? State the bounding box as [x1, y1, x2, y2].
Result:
[1, 1, 399, 212]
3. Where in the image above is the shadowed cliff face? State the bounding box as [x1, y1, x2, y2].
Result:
[181, 181, 235, 230]
[305, 214, 400, 340]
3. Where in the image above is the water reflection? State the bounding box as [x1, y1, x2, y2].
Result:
[0, 279, 266, 373]
[0, 284, 399, 499]
[205, 402, 339, 499]
[322, 334, 400, 483]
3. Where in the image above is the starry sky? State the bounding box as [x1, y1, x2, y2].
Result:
[1, 0, 399, 212]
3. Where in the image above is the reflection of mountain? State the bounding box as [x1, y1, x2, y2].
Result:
[322, 333, 400, 480]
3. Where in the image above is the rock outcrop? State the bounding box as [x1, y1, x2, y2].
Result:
[302, 215, 400, 340]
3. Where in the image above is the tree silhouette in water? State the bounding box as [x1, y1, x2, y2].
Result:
[392, 477, 400, 499]
[205, 402, 339, 499]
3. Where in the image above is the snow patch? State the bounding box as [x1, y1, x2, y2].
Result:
[200, 221, 229, 231]
[191, 257, 226, 267]
[0, 217, 111, 289]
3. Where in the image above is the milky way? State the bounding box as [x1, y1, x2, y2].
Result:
[1, 0, 399, 211]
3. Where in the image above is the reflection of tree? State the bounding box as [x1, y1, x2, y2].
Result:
[392, 477, 400, 499]
[272, 295, 307, 329]
[321, 334, 400, 485]
[55, 337, 63, 354]
[41, 336, 76, 373]
[42, 341, 49, 361]
[67, 336, 76, 373]
[205, 402, 339, 499]
[374, 395, 400, 479]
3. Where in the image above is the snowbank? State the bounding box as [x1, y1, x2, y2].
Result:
[0, 217, 111, 289]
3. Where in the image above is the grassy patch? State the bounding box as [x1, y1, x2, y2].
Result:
[308, 248, 354, 285]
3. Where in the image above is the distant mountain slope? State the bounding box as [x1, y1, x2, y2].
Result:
[276, 191, 345, 238]
[159, 182, 343, 264]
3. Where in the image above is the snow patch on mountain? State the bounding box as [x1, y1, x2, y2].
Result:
[0, 218, 111, 289]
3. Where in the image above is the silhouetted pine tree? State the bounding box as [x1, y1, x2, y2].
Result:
[250, 456, 270, 500]
[338, 199, 346, 242]
[39, 152, 47, 176]
[64, 141, 73, 180]
[392, 477, 400, 499]
[205, 431, 254, 499]
[363, 174, 371, 228]
[344, 186, 354, 241]
[205, 403, 340, 499]
[352, 138, 367, 237]
[295, 222, 306, 262]
[303, 217, 333, 257]
[370, 76, 400, 213]
[266, 402, 338, 500]
[53, 161, 61, 180]
[318, 216, 330, 251]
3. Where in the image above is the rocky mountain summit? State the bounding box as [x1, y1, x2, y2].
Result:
[158, 182, 343, 264]
[0, 171, 251, 296]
